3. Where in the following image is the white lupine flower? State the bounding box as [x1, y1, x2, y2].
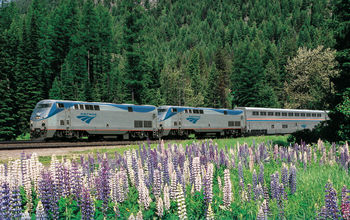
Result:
[176, 183, 187, 220]
[206, 203, 215, 220]
[170, 170, 177, 200]
[128, 213, 135, 220]
[183, 160, 190, 185]
[195, 173, 202, 192]
[156, 197, 164, 217]
[126, 150, 134, 185]
[217, 176, 222, 191]
[223, 169, 232, 207]
[163, 184, 170, 210]
[136, 210, 143, 220]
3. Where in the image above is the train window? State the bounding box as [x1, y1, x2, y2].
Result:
[312, 113, 316, 117]
[260, 112, 266, 116]
[188, 109, 192, 113]
[228, 121, 234, 127]
[252, 112, 259, 116]
[301, 113, 305, 117]
[179, 122, 182, 126]
[193, 109, 199, 114]
[306, 113, 311, 117]
[66, 120, 69, 125]
[57, 103, 64, 108]
[94, 105, 100, 111]
[128, 107, 133, 112]
[85, 105, 94, 110]
[317, 113, 321, 117]
[295, 113, 300, 117]
[234, 121, 241, 126]
[282, 112, 287, 116]
[224, 111, 227, 115]
[185, 109, 188, 113]
[37, 103, 52, 108]
[268, 112, 274, 116]
[144, 121, 152, 128]
[60, 120, 64, 125]
[174, 122, 177, 126]
[288, 113, 293, 116]
[134, 120, 143, 128]
[200, 110, 204, 114]
[79, 104, 84, 110]
[74, 104, 79, 110]
[275, 112, 281, 116]
[172, 108, 177, 113]
[271, 125, 275, 129]
[282, 124, 288, 129]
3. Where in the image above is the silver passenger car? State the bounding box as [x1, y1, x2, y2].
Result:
[157, 106, 245, 137]
[237, 107, 328, 135]
[30, 100, 158, 140]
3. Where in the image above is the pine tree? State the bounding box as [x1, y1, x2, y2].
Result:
[0, 2, 18, 140]
[122, 0, 148, 104]
[324, 0, 350, 141]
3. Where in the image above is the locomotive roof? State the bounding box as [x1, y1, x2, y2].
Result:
[38, 99, 156, 107]
[236, 107, 326, 113]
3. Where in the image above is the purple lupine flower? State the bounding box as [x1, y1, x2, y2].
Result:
[35, 200, 48, 220]
[0, 182, 11, 219]
[277, 183, 286, 219]
[71, 161, 83, 200]
[322, 181, 341, 219]
[153, 169, 162, 198]
[281, 163, 288, 187]
[341, 185, 350, 219]
[254, 183, 263, 200]
[81, 186, 94, 220]
[9, 185, 22, 219]
[203, 163, 214, 205]
[270, 172, 279, 199]
[259, 163, 264, 186]
[38, 170, 59, 219]
[263, 185, 270, 215]
[162, 156, 170, 185]
[257, 201, 267, 220]
[238, 161, 244, 182]
[95, 157, 110, 215]
[252, 169, 258, 189]
[289, 164, 297, 195]
[247, 184, 252, 202]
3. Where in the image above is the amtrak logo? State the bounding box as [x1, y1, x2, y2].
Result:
[301, 124, 307, 129]
[186, 116, 200, 124]
[77, 113, 96, 124]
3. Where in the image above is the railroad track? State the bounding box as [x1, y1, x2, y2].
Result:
[0, 139, 164, 150]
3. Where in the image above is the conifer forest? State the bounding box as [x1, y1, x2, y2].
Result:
[0, 1, 350, 219]
[0, 0, 349, 140]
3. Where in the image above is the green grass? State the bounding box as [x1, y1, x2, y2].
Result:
[16, 133, 30, 140]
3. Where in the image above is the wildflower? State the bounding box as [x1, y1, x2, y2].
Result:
[156, 197, 164, 218]
[206, 203, 215, 220]
[289, 164, 297, 195]
[81, 186, 94, 220]
[223, 169, 232, 207]
[163, 184, 170, 210]
[176, 183, 188, 220]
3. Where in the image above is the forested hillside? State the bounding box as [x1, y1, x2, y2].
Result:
[0, 0, 349, 140]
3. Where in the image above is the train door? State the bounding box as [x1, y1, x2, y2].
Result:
[65, 106, 71, 134]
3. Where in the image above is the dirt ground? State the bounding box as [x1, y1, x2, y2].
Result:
[0, 145, 123, 161]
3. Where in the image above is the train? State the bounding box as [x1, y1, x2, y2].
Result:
[30, 99, 329, 141]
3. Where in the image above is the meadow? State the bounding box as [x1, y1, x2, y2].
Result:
[0, 136, 349, 219]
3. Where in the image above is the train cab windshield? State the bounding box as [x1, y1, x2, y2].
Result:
[37, 103, 52, 109]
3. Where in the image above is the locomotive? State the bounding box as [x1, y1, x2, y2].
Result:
[30, 99, 328, 141]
